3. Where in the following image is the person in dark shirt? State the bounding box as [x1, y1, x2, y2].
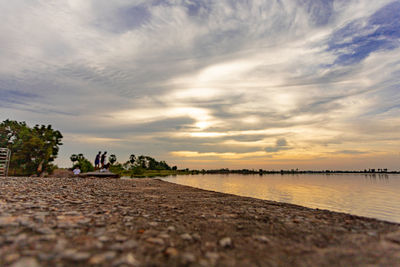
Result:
[95, 151, 101, 169]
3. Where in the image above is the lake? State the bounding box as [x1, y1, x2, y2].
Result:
[161, 173, 400, 223]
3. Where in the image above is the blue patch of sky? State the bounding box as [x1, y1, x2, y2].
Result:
[184, 0, 211, 17]
[0, 89, 38, 106]
[298, 0, 334, 26]
[94, 5, 151, 33]
[328, 1, 400, 66]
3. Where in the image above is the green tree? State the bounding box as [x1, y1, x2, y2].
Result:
[0, 120, 63, 176]
[70, 154, 78, 164]
[129, 154, 136, 165]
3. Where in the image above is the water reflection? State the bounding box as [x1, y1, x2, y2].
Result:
[161, 174, 400, 223]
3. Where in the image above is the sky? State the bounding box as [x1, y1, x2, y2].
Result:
[1, 0, 400, 170]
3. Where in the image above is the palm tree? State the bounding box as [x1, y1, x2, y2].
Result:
[109, 154, 117, 165]
[129, 154, 136, 165]
[70, 154, 78, 164]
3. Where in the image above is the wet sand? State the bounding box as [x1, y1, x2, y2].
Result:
[0, 177, 399, 266]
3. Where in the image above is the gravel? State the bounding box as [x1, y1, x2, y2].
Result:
[0, 176, 399, 266]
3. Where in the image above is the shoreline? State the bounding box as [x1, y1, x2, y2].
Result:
[1, 176, 399, 266]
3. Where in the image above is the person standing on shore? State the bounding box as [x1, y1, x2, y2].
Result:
[101, 151, 107, 169]
[95, 151, 101, 169]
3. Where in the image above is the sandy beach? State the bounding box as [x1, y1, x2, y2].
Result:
[0, 176, 399, 266]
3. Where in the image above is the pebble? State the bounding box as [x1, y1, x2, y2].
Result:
[219, 237, 233, 248]
[254, 235, 270, 243]
[158, 233, 170, 239]
[89, 254, 106, 265]
[115, 234, 128, 242]
[5, 253, 20, 263]
[167, 226, 176, 232]
[89, 251, 117, 264]
[181, 252, 196, 264]
[192, 233, 201, 241]
[205, 252, 219, 264]
[36, 227, 54, 235]
[146, 237, 165, 246]
[61, 249, 91, 261]
[10, 257, 40, 267]
[99, 236, 110, 242]
[164, 247, 179, 257]
[180, 233, 193, 241]
[122, 239, 139, 249]
[113, 253, 140, 266]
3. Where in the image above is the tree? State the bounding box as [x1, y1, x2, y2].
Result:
[70, 154, 78, 164]
[0, 120, 63, 176]
[109, 154, 117, 165]
[137, 155, 147, 169]
[129, 154, 136, 165]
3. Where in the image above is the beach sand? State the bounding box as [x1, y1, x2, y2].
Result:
[0, 177, 399, 266]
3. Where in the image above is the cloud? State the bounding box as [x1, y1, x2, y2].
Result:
[265, 138, 291, 153]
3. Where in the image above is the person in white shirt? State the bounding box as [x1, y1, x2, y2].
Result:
[73, 167, 81, 175]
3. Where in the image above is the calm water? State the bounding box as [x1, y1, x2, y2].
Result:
[161, 173, 400, 223]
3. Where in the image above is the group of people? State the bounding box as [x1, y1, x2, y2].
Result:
[72, 151, 110, 175]
[95, 151, 109, 172]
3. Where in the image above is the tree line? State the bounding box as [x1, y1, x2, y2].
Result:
[69, 153, 176, 174]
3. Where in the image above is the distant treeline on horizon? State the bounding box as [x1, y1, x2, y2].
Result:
[190, 168, 399, 175]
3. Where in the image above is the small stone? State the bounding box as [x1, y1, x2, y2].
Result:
[122, 239, 138, 249]
[103, 251, 117, 260]
[38, 253, 55, 261]
[123, 216, 134, 222]
[115, 234, 128, 242]
[167, 226, 176, 232]
[89, 254, 108, 265]
[146, 237, 165, 246]
[254, 235, 270, 243]
[180, 233, 193, 241]
[5, 253, 20, 263]
[219, 237, 232, 248]
[113, 253, 140, 266]
[62, 249, 91, 261]
[0, 216, 18, 227]
[10, 257, 40, 267]
[36, 227, 54, 235]
[54, 239, 68, 251]
[149, 221, 158, 227]
[158, 233, 170, 239]
[367, 231, 377, 237]
[38, 234, 57, 241]
[164, 247, 179, 257]
[181, 252, 196, 264]
[99, 236, 110, 242]
[205, 252, 219, 264]
[192, 233, 201, 241]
